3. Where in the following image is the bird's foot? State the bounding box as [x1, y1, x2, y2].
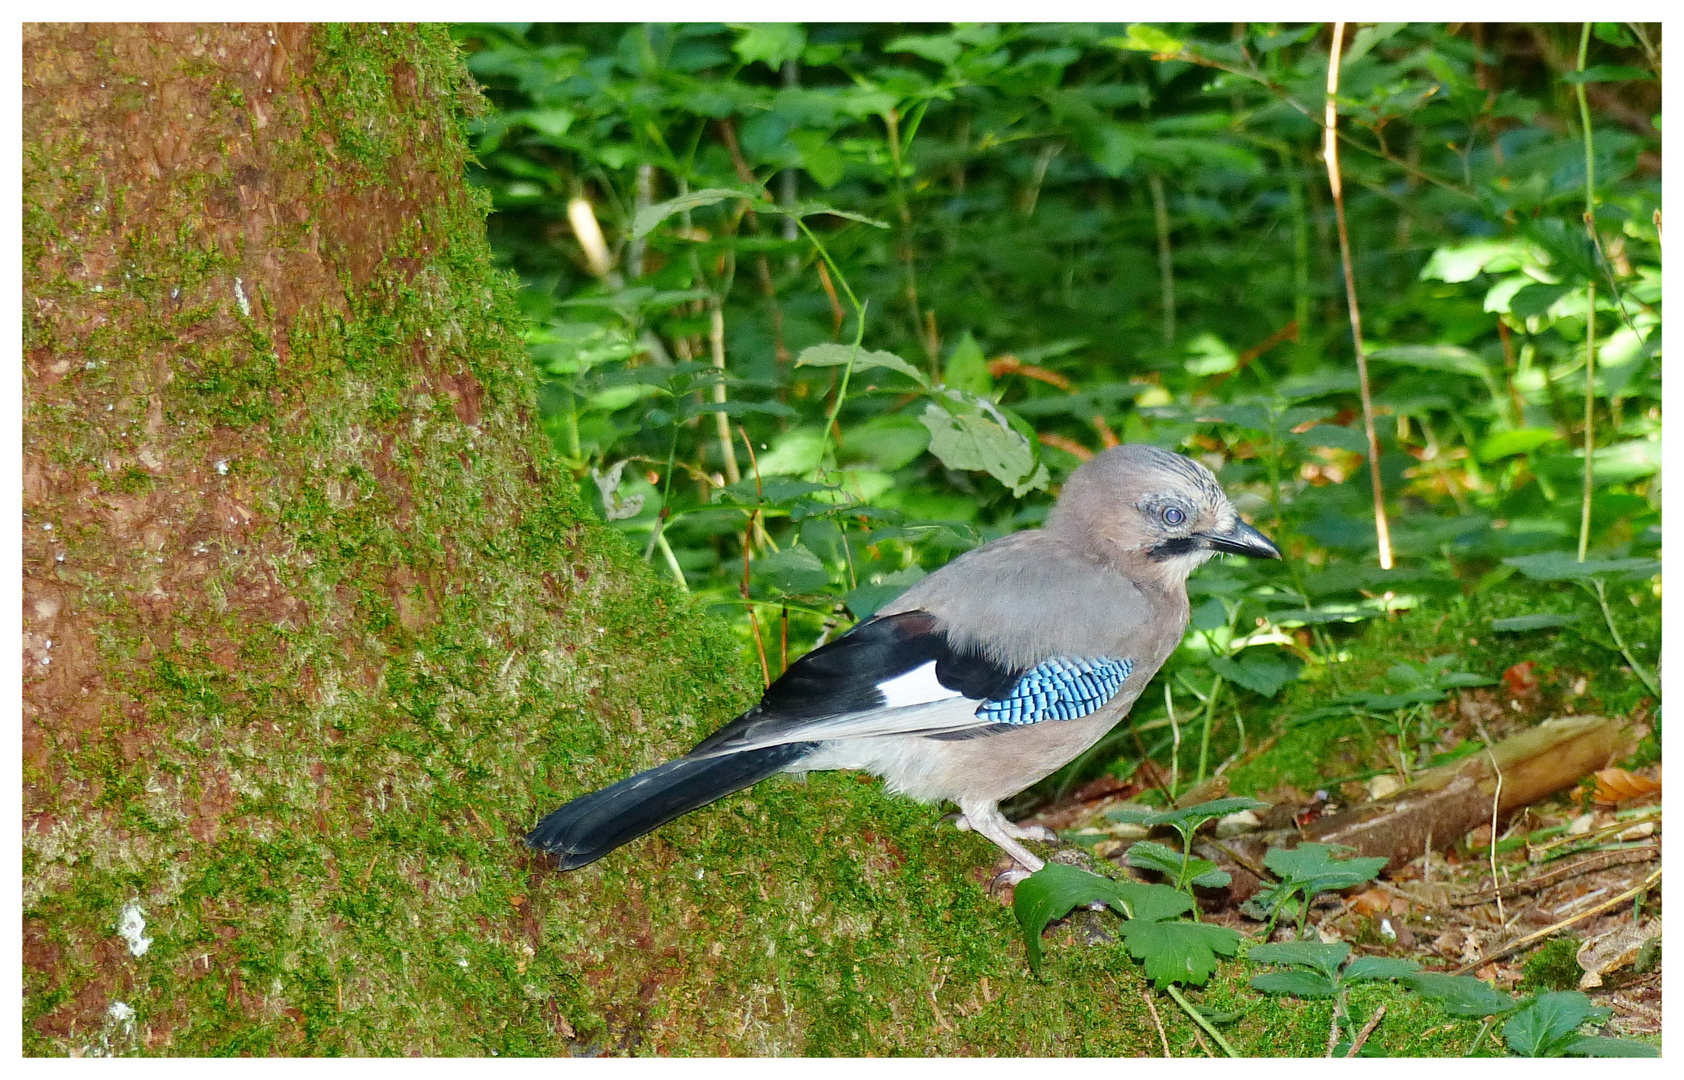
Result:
[991, 866, 1034, 891]
[954, 814, 1055, 842]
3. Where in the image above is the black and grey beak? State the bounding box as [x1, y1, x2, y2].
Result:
[1201, 519, 1281, 560]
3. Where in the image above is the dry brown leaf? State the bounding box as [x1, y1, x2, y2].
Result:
[1577, 918, 1661, 989]
[1591, 767, 1661, 806]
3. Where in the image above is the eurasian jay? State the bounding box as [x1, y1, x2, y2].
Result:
[528, 444, 1280, 880]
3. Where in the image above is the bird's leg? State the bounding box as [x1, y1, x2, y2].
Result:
[954, 810, 1056, 842]
[955, 800, 1046, 882]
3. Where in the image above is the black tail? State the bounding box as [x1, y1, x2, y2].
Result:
[526, 742, 815, 870]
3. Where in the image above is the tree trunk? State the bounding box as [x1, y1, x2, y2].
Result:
[23, 24, 1157, 1056]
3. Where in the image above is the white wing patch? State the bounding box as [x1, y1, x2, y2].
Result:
[875, 660, 964, 708]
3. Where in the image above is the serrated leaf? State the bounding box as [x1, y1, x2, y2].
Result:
[1343, 956, 1420, 981]
[1509, 282, 1571, 319]
[1249, 970, 1338, 997]
[1110, 880, 1194, 923]
[1504, 991, 1597, 1057]
[752, 544, 829, 595]
[795, 343, 927, 385]
[1263, 844, 1387, 896]
[1248, 941, 1351, 978]
[1400, 972, 1518, 1017]
[631, 187, 760, 241]
[1118, 919, 1240, 988]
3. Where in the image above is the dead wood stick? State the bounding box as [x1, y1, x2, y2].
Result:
[1451, 845, 1659, 907]
[1346, 1004, 1387, 1057]
[1452, 867, 1661, 975]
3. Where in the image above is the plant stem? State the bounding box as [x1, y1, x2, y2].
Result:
[1164, 984, 1237, 1057]
[1195, 676, 1224, 785]
[1148, 174, 1176, 346]
[1586, 578, 1660, 697]
[1574, 23, 1598, 562]
[708, 303, 742, 485]
[1324, 22, 1393, 570]
[1165, 682, 1182, 801]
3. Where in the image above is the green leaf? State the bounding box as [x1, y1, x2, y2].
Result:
[779, 201, 891, 229]
[1503, 553, 1661, 582]
[1012, 863, 1130, 976]
[1110, 880, 1195, 923]
[1343, 23, 1407, 66]
[920, 402, 1045, 494]
[1491, 613, 1580, 632]
[731, 23, 807, 69]
[942, 332, 993, 395]
[1369, 344, 1489, 378]
[1400, 972, 1518, 1017]
[752, 544, 830, 595]
[1558, 1036, 1659, 1057]
[1343, 956, 1420, 981]
[840, 414, 931, 471]
[1249, 970, 1338, 997]
[1509, 282, 1571, 319]
[843, 566, 926, 621]
[884, 33, 963, 66]
[1125, 840, 1227, 887]
[1263, 844, 1387, 896]
[795, 343, 927, 385]
[1477, 427, 1560, 462]
[1504, 991, 1598, 1057]
[1209, 653, 1303, 698]
[631, 187, 759, 241]
[1117, 919, 1240, 988]
[1104, 24, 1185, 54]
[1248, 941, 1350, 979]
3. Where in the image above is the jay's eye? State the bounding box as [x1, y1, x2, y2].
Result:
[1161, 506, 1186, 527]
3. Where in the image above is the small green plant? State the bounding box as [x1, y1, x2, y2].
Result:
[1013, 862, 1244, 1053]
[1247, 843, 1388, 938]
[1500, 991, 1657, 1058]
[1400, 973, 1655, 1057]
[1106, 796, 1270, 903]
[1248, 940, 1420, 1055]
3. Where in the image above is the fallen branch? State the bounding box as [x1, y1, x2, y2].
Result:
[1452, 868, 1661, 975]
[1301, 715, 1632, 870]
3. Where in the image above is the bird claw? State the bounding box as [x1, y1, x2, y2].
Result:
[1009, 823, 1057, 842]
[991, 866, 1034, 890]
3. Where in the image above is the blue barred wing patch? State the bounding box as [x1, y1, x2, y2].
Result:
[974, 657, 1133, 725]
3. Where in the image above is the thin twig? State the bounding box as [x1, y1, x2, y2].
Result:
[1142, 991, 1171, 1057]
[1323, 22, 1393, 569]
[1470, 717, 1507, 925]
[1452, 867, 1661, 975]
[1346, 1004, 1387, 1057]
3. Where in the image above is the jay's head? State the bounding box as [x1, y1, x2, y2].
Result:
[1048, 444, 1280, 584]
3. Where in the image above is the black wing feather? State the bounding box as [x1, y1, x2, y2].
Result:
[689, 610, 1019, 755]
